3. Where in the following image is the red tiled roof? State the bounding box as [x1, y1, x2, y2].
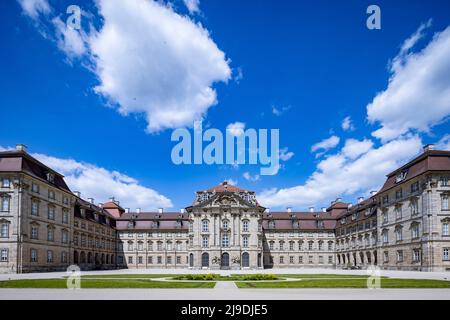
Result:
[200, 181, 251, 193]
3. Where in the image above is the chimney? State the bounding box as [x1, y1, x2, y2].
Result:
[73, 191, 81, 198]
[336, 197, 342, 203]
[158, 208, 164, 214]
[321, 207, 327, 212]
[88, 198, 94, 204]
[309, 207, 314, 212]
[109, 197, 115, 203]
[423, 144, 434, 152]
[266, 208, 270, 213]
[125, 208, 130, 214]
[286, 207, 292, 213]
[15, 144, 27, 152]
[358, 197, 364, 204]
[348, 203, 353, 209]
[136, 208, 141, 214]
[180, 208, 185, 214]
[370, 191, 377, 197]
[98, 203, 103, 208]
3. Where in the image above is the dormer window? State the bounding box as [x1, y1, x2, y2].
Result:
[396, 189, 403, 199]
[268, 220, 275, 229]
[94, 213, 99, 221]
[222, 220, 229, 230]
[395, 170, 408, 183]
[80, 208, 85, 218]
[352, 213, 358, 220]
[127, 221, 134, 229]
[292, 220, 299, 229]
[317, 220, 324, 229]
[46, 173, 55, 183]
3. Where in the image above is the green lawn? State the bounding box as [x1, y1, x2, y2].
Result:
[80, 274, 174, 279]
[277, 274, 372, 279]
[173, 274, 280, 281]
[0, 279, 215, 288]
[236, 278, 450, 289]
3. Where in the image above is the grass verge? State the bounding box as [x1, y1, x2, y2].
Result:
[0, 279, 215, 288]
[236, 278, 450, 288]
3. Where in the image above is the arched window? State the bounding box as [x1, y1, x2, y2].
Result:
[242, 252, 250, 267]
[73, 250, 79, 264]
[80, 251, 86, 264]
[189, 253, 194, 267]
[201, 252, 209, 267]
[221, 252, 229, 267]
[202, 219, 209, 232]
[222, 220, 229, 229]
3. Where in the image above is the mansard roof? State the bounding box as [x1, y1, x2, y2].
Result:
[379, 149, 450, 193]
[115, 212, 189, 231]
[0, 149, 71, 192]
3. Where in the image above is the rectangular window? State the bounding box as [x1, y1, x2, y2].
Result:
[443, 248, 449, 261]
[396, 250, 403, 262]
[1, 179, 10, 188]
[138, 242, 143, 251]
[442, 195, 449, 210]
[47, 228, 54, 241]
[167, 256, 172, 264]
[441, 177, 449, 187]
[0, 249, 8, 262]
[48, 206, 55, 220]
[0, 223, 8, 238]
[298, 256, 303, 264]
[411, 182, 419, 193]
[328, 256, 333, 264]
[1, 197, 10, 212]
[242, 220, 249, 232]
[222, 234, 229, 247]
[138, 256, 143, 264]
[30, 249, 37, 262]
[61, 252, 67, 263]
[243, 236, 249, 248]
[396, 189, 403, 199]
[176, 256, 181, 264]
[443, 223, 449, 236]
[382, 195, 389, 204]
[289, 256, 294, 264]
[62, 210, 69, 224]
[412, 225, 420, 239]
[148, 256, 153, 264]
[128, 256, 133, 264]
[31, 201, 39, 216]
[279, 256, 284, 264]
[48, 190, 55, 200]
[412, 249, 420, 262]
[47, 250, 53, 263]
[31, 226, 38, 239]
[157, 242, 163, 251]
[395, 206, 402, 220]
[157, 256, 162, 264]
[308, 256, 313, 264]
[32, 183, 39, 193]
[318, 256, 324, 264]
[62, 231, 68, 244]
[383, 251, 389, 263]
[308, 242, 313, 251]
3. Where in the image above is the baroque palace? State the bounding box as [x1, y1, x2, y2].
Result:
[0, 144, 449, 273]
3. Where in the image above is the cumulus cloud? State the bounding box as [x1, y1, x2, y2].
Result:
[436, 134, 450, 151]
[183, 0, 200, 14]
[259, 136, 422, 209]
[341, 116, 355, 131]
[367, 23, 450, 141]
[32, 152, 173, 210]
[19, 0, 231, 133]
[52, 17, 87, 58]
[88, 0, 231, 132]
[311, 135, 340, 153]
[17, 0, 50, 20]
[243, 172, 260, 182]
[226, 122, 246, 137]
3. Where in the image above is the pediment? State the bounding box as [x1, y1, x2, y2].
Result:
[194, 191, 256, 209]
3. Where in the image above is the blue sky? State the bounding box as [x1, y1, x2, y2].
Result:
[1, 0, 450, 211]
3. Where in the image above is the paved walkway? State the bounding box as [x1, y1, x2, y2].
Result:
[0, 288, 449, 300]
[214, 281, 238, 289]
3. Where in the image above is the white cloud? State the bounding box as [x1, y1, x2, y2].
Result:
[87, 0, 231, 133]
[183, 0, 200, 14]
[225, 178, 237, 186]
[243, 172, 260, 182]
[226, 122, 246, 137]
[234, 67, 244, 84]
[341, 116, 355, 131]
[52, 17, 87, 58]
[32, 153, 173, 210]
[17, 0, 50, 20]
[341, 138, 374, 160]
[279, 147, 294, 161]
[259, 136, 422, 209]
[368, 23, 450, 141]
[272, 105, 291, 116]
[436, 134, 450, 151]
[311, 135, 340, 153]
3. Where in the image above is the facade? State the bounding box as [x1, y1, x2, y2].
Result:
[1, 144, 449, 273]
